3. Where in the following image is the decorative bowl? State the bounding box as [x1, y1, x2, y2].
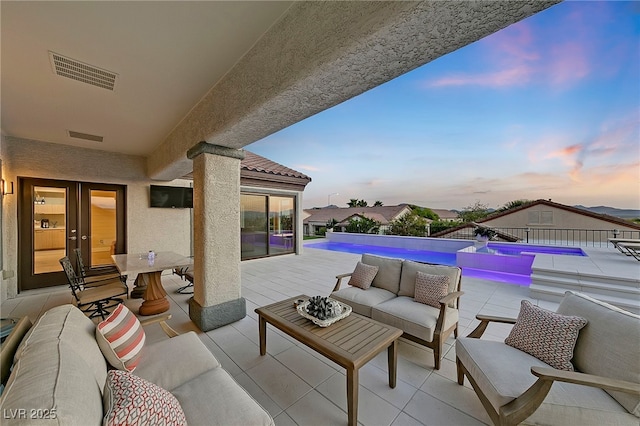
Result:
[296, 298, 352, 327]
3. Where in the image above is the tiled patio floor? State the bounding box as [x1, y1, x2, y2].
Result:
[2, 247, 567, 426]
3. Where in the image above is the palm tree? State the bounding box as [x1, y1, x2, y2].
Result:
[373, 200, 383, 206]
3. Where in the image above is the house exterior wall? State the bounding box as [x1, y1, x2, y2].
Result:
[1, 136, 192, 299]
[483, 205, 637, 232]
[481, 204, 639, 243]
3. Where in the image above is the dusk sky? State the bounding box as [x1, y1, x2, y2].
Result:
[248, 1, 640, 211]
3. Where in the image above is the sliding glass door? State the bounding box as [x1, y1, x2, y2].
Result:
[241, 193, 295, 259]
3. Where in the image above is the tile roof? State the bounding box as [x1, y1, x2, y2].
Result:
[241, 151, 311, 181]
[303, 205, 410, 224]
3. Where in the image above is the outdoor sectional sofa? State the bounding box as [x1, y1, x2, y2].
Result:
[331, 253, 463, 370]
[0, 304, 274, 425]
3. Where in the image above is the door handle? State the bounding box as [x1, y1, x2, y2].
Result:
[68, 236, 77, 241]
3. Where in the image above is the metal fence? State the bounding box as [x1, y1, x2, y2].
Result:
[438, 227, 640, 248]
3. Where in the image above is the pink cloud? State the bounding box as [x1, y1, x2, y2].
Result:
[425, 15, 595, 89]
[548, 42, 590, 86]
[429, 66, 533, 88]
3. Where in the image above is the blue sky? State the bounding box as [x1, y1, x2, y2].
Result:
[248, 1, 640, 211]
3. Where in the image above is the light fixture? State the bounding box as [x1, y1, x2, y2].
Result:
[1, 179, 14, 196]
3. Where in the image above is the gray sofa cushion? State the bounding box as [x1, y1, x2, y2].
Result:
[362, 254, 403, 294]
[556, 291, 640, 416]
[456, 338, 638, 425]
[135, 331, 221, 391]
[0, 340, 105, 426]
[331, 286, 396, 317]
[14, 305, 108, 388]
[398, 260, 460, 302]
[372, 296, 458, 342]
[172, 367, 274, 426]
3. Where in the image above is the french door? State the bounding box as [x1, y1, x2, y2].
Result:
[18, 178, 126, 291]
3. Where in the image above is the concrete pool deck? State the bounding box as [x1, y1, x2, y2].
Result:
[530, 246, 640, 313]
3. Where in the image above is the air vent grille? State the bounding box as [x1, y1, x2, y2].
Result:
[49, 52, 117, 91]
[68, 130, 104, 143]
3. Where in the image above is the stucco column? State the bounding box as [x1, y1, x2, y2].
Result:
[186, 142, 245, 331]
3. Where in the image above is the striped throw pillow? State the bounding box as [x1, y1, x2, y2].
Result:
[96, 304, 146, 372]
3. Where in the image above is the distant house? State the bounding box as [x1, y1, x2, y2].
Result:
[430, 208, 459, 222]
[303, 205, 411, 235]
[431, 199, 640, 244]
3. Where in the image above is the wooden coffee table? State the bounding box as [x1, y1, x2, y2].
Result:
[255, 295, 403, 426]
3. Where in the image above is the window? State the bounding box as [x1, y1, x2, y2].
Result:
[528, 210, 554, 225]
[241, 193, 295, 259]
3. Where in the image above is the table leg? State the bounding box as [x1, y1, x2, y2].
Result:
[388, 339, 398, 388]
[259, 316, 267, 356]
[139, 271, 170, 316]
[130, 274, 148, 299]
[347, 368, 358, 426]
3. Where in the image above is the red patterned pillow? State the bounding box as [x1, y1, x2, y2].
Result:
[505, 300, 587, 371]
[96, 304, 145, 371]
[414, 271, 450, 308]
[348, 262, 379, 289]
[103, 370, 187, 426]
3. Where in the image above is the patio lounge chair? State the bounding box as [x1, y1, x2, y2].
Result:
[609, 238, 640, 255]
[616, 242, 640, 261]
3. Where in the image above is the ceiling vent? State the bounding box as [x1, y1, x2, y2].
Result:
[49, 51, 117, 91]
[68, 130, 104, 143]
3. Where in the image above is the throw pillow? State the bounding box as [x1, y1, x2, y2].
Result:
[414, 271, 450, 308]
[96, 304, 145, 372]
[103, 370, 187, 426]
[505, 300, 588, 371]
[347, 262, 379, 289]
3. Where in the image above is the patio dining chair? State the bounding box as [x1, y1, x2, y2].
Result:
[59, 256, 128, 320]
[74, 247, 127, 288]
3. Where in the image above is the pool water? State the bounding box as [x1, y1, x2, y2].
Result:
[305, 241, 586, 286]
[306, 242, 456, 266]
[485, 243, 585, 257]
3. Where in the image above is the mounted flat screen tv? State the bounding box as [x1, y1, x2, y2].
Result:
[150, 185, 193, 208]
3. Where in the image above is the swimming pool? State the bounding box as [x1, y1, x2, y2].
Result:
[305, 240, 586, 286]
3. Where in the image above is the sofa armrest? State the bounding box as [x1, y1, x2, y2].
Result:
[139, 314, 179, 338]
[433, 291, 465, 334]
[497, 366, 640, 425]
[466, 314, 517, 339]
[531, 366, 640, 396]
[333, 273, 353, 292]
[439, 291, 464, 306]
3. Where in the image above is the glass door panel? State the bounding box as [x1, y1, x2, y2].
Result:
[80, 182, 126, 273]
[19, 178, 78, 290]
[269, 196, 294, 255]
[89, 190, 117, 267]
[241, 194, 268, 259]
[33, 186, 67, 274]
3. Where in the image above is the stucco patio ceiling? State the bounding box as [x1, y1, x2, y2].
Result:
[1, 1, 559, 180]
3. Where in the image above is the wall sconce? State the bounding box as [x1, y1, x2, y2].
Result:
[1, 179, 14, 196]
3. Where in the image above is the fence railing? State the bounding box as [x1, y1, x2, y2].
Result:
[435, 227, 640, 248]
